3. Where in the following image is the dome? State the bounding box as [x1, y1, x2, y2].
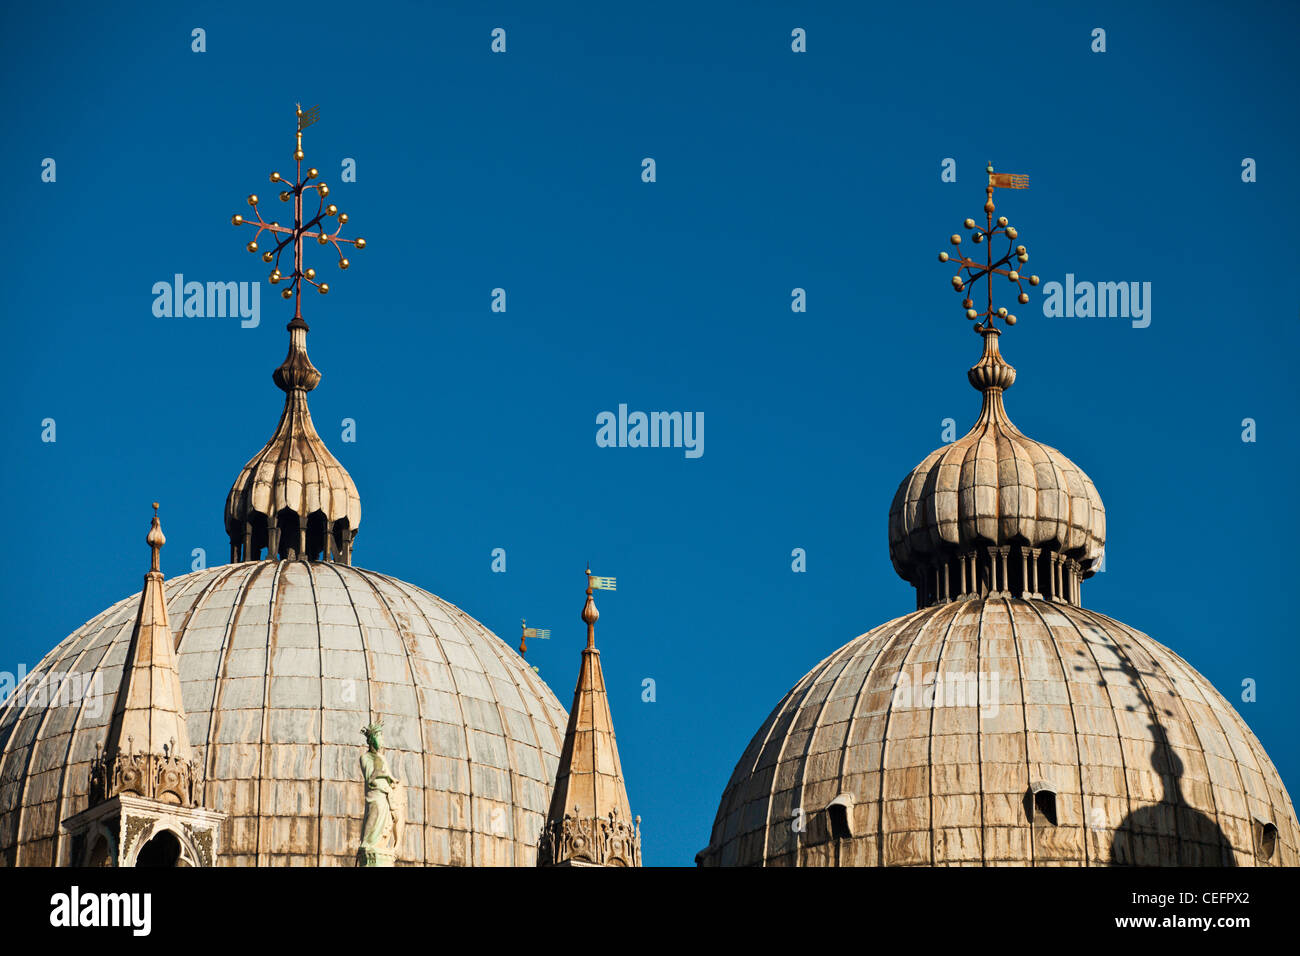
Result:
[0, 561, 568, 867]
[701, 173, 1297, 867]
[888, 328, 1105, 604]
[699, 598, 1298, 867]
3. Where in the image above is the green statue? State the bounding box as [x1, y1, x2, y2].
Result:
[358, 720, 404, 866]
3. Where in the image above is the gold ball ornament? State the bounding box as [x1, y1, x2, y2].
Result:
[962, 298, 974, 309]
[1008, 271, 1019, 281]
[1018, 292, 1030, 304]
[950, 234, 962, 245]
[247, 194, 259, 206]
[231, 214, 243, 226]
[1015, 245, 1027, 255]
[305, 268, 316, 279]
[1005, 227, 1018, 239]
[964, 218, 976, 229]
[270, 172, 281, 182]
[951, 277, 964, 290]
[1017, 253, 1028, 263]
[246, 240, 258, 253]
[1028, 275, 1040, 286]
[997, 307, 1008, 318]
[307, 168, 318, 179]
[984, 200, 995, 213]
[319, 283, 329, 294]
[1006, 314, 1017, 325]
[294, 149, 304, 161]
[282, 289, 293, 299]
[354, 238, 366, 249]
[317, 233, 329, 245]
[269, 273, 280, 285]
[966, 308, 978, 320]
[997, 216, 1008, 227]
[938, 252, 950, 262]
[973, 232, 984, 243]
[280, 191, 291, 202]
[326, 204, 338, 216]
[339, 258, 350, 270]
[338, 213, 348, 224]
[262, 251, 273, 262]
[318, 184, 329, 197]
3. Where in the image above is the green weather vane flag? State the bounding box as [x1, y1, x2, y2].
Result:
[938, 163, 1039, 333]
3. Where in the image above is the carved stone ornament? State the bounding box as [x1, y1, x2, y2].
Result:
[538, 807, 642, 867]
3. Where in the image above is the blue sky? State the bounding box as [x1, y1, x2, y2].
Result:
[2, 0, 1298, 866]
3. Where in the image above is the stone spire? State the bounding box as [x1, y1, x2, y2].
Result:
[90, 505, 200, 808]
[64, 506, 224, 866]
[537, 570, 641, 867]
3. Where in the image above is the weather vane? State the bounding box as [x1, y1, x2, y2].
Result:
[938, 163, 1038, 332]
[519, 618, 551, 656]
[231, 104, 366, 321]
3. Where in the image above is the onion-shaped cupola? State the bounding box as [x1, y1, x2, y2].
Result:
[225, 316, 361, 563]
[888, 165, 1105, 608]
[225, 104, 366, 564]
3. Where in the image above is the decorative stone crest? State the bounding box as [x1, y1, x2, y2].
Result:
[89, 737, 202, 808]
[538, 805, 642, 867]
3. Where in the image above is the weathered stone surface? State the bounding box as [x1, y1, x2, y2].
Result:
[699, 597, 1298, 867]
[0, 561, 568, 867]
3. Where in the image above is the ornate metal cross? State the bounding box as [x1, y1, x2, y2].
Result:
[938, 163, 1038, 332]
[231, 104, 366, 322]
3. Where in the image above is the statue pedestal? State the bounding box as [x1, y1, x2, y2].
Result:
[357, 848, 395, 867]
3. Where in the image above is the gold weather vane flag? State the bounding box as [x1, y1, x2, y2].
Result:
[232, 104, 366, 321]
[938, 163, 1039, 332]
[519, 619, 551, 656]
[589, 575, 616, 591]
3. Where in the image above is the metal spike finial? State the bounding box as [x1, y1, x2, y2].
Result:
[147, 502, 166, 572]
[232, 105, 366, 323]
[937, 162, 1039, 333]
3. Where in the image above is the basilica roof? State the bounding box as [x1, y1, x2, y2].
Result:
[699, 167, 1298, 868]
[699, 599, 1297, 867]
[0, 561, 567, 866]
[0, 107, 603, 870]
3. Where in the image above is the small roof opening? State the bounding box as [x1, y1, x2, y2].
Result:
[827, 793, 855, 840]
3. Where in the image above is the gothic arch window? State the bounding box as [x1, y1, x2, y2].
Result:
[135, 829, 182, 867]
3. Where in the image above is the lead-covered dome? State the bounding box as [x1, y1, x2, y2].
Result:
[701, 175, 1297, 867]
[699, 599, 1298, 867]
[0, 561, 568, 866]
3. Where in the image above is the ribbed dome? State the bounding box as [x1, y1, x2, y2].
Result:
[0, 561, 568, 867]
[888, 329, 1105, 608]
[699, 598, 1298, 867]
[225, 318, 361, 565]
